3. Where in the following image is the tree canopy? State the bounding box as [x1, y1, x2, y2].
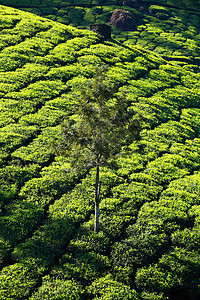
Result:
[55, 66, 142, 231]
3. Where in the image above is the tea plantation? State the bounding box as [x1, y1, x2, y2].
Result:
[0, 1, 199, 300]
[0, 0, 200, 64]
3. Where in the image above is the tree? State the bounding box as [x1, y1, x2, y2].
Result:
[55, 66, 142, 232]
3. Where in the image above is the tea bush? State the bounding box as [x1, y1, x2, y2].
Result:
[0, 262, 40, 300]
[51, 251, 111, 285]
[12, 217, 76, 269]
[19, 157, 78, 206]
[137, 198, 191, 233]
[7, 80, 66, 104]
[0, 124, 38, 161]
[88, 274, 139, 300]
[111, 230, 169, 281]
[171, 228, 200, 251]
[136, 247, 200, 299]
[19, 106, 65, 128]
[0, 238, 11, 268]
[0, 201, 43, 246]
[30, 275, 84, 300]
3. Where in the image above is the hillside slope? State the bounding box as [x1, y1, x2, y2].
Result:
[0, 4, 199, 300]
[0, 0, 200, 66]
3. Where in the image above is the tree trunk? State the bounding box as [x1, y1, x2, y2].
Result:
[94, 157, 100, 232]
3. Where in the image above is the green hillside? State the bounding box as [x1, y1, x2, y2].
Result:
[0, 2, 199, 300]
[0, 0, 200, 65]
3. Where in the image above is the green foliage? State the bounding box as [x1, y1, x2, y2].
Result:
[68, 8, 84, 26]
[52, 250, 111, 285]
[12, 126, 62, 164]
[12, 218, 75, 268]
[79, 44, 137, 64]
[142, 154, 190, 186]
[189, 205, 200, 227]
[136, 247, 200, 299]
[83, 8, 97, 25]
[0, 201, 43, 246]
[12, 171, 98, 270]
[106, 62, 148, 84]
[46, 63, 96, 81]
[0, 124, 38, 161]
[0, 164, 40, 192]
[49, 180, 94, 223]
[0, 238, 11, 268]
[139, 120, 195, 161]
[55, 66, 141, 168]
[19, 106, 65, 128]
[111, 229, 168, 279]
[141, 291, 169, 300]
[0, 182, 17, 205]
[0, 262, 40, 300]
[166, 172, 200, 199]
[0, 3, 200, 299]
[111, 181, 163, 210]
[0, 63, 49, 93]
[136, 264, 178, 295]
[137, 198, 191, 233]
[149, 5, 170, 15]
[30, 275, 84, 300]
[171, 228, 200, 251]
[169, 138, 200, 172]
[88, 274, 139, 300]
[7, 80, 66, 104]
[54, 65, 142, 232]
[180, 108, 200, 136]
[19, 157, 78, 206]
